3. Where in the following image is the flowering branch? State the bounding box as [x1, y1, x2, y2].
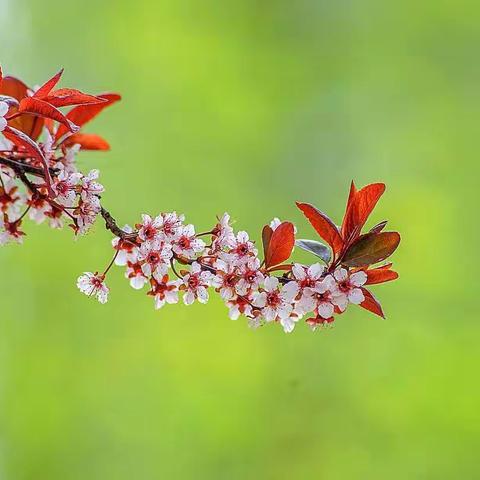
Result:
[0, 65, 401, 333]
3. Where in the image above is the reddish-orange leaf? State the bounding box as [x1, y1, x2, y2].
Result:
[359, 287, 385, 318]
[3, 126, 54, 194]
[33, 69, 64, 98]
[365, 265, 399, 285]
[55, 93, 121, 141]
[0, 76, 44, 140]
[342, 231, 400, 268]
[342, 183, 386, 244]
[262, 224, 273, 260]
[62, 133, 110, 150]
[341, 181, 357, 236]
[296, 202, 343, 255]
[0, 65, 3, 90]
[265, 222, 295, 268]
[44, 88, 105, 108]
[19, 97, 79, 133]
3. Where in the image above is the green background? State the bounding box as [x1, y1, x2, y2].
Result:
[0, 0, 478, 478]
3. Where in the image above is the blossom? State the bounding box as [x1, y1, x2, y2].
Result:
[111, 225, 137, 266]
[137, 214, 163, 242]
[0, 179, 23, 217]
[80, 169, 104, 201]
[252, 276, 297, 323]
[180, 262, 213, 305]
[0, 217, 25, 245]
[211, 213, 235, 251]
[52, 169, 81, 206]
[0, 101, 8, 132]
[228, 231, 257, 263]
[173, 224, 205, 258]
[138, 240, 172, 277]
[211, 258, 238, 300]
[159, 211, 184, 240]
[235, 257, 264, 295]
[332, 268, 367, 310]
[226, 294, 253, 320]
[148, 273, 180, 309]
[77, 272, 109, 304]
[300, 275, 338, 318]
[125, 260, 148, 289]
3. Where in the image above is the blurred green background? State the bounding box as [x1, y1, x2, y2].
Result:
[0, 0, 478, 478]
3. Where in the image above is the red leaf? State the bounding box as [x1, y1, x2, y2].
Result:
[342, 231, 400, 267]
[296, 202, 343, 255]
[19, 97, 79, 133]
[33, 69, 64, 98]
[0, 65, 3, 90]
[262, 224, 273, 259]
[359, 287, 385, 318]
[365, 264, 399, 285]
[342, 183, 386, 244]
[44, 88, 106, 108]
[265, 222, 295, 268]
[62, 133, 110, 150]
[0, 76, 44, 139]
[55, 93, 121, 141]
[3, 126, 54, 195]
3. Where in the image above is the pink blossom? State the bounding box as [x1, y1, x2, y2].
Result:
[181, 262, 213, 305]
[77, 272, 109, 304]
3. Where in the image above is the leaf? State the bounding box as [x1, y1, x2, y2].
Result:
[19, 97, 79, 133]
[0, 76, 44, 139]
[342, 183, 386, 244]
[0, 65, 3, 90]
[33, 69, 64, 98]
[62, 133, 110, 150]
[55, 93, 121, 141]
[369, 220, 388, 234]
[295, 239, 331, 264]
[342, 231, 400, 267]
[44, 88, 106, 108]
[262, 224, 273, 259]
[296, 202, 343, 255]
[359, 287, 385, 318]
[265, 222, 295, 268]
[3, 126, 54, 194]
[365, 264, 399, 285]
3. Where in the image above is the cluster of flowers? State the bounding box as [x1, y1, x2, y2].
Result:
[0, 65, 401, 333]
[0, 67, 120, 244]
[79, 212, 375, 332]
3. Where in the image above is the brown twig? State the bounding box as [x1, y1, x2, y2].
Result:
[0, 155, 134, 240]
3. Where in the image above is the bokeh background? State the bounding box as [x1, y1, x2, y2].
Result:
[0, 0, 478, 478]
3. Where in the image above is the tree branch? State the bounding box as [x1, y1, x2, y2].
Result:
[0, 155, 134, 240]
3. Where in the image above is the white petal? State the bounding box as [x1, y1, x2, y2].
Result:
[307, 263, 324, 279]
[183, 291, 195, 305]
[0, 101, 9, 116]
[348, 288, 365, 305]
[350, 271, 367, 287]
[252, 292, 267, 308]
[318, 301, 334, 319]
[197, 286, 209, 304]
[281, 281, 299, 302]
[264, 276, 279, 292]
[334, 268, 348, 282]
[277, 303, 293, 320]
[130, 275, 146, 290]
[154, 297, 166, 309]
[292, 263, 306, 281]
[280, 317, 296, 333]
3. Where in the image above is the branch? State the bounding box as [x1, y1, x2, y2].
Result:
[0, 155, 134, 240]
